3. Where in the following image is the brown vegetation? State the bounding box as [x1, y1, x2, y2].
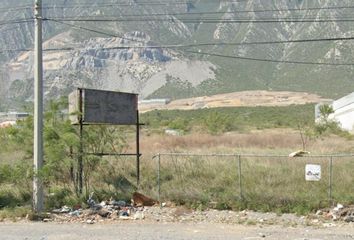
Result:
[137, 129, 354, 155]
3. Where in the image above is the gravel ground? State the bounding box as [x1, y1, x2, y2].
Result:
[1, 221, 354, 240]
[1, 206, 354, 239]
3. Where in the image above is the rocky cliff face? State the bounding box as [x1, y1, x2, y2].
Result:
[1, 0, 354, 109]
[6, 30, 215, 103]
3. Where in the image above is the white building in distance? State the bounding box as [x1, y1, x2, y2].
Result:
[316, 92, 354, 132]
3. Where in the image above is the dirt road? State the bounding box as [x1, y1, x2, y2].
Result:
[1, 222, 354, 240]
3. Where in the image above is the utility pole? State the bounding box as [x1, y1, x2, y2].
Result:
[33, 0, 44, 213]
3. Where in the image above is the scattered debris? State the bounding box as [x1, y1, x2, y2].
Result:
[46, 196, 354, 226]
[165, 129, 182, 136]
[318, 203, 354, 222]
[133, 210, 145, 220]
[87, 192, 103, 211]
[323, 223, 336, 227]
[110, 200, 126, 207]
[49, 192, 156, 223]
[68, 210, 81, 217]
[97, 209, 110, 218]
[132, 192, 158, 207]
[86, 219, 95, 224]
[258, 233, 266, 238]
[288, 150, 310, 157]
[119, 215, 131, 220]
[334, 203, 344, 211]
[52, 206, 71, 214]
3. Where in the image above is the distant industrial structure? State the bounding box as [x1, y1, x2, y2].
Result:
[0, 112, 29, 128]
[138, 98, 171, 105]
[138, 98, 172, 112]
[316, 92, 354, 132]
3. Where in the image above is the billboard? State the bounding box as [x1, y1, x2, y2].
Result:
[69, 88, 138, 125]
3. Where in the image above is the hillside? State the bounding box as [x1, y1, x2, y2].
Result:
[1, 0, 354, 110]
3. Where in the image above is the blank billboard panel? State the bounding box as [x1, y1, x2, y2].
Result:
[69, 88, 138, 125]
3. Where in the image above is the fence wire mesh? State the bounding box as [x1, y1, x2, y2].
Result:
[152, 153, 354, 211]
[82, 155, 138, 199]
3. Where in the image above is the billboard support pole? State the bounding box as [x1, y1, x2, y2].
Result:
[78, 88, 83, 194]
[68, 89, 140, 191]
[136, 110, 140, 187]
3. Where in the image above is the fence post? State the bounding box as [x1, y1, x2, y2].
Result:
[237, 154, 243, 200]
[328, 156, 333, 203]
[157, 153, 161, 206]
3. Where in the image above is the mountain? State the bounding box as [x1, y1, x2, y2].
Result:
[1, 0, 354, 110]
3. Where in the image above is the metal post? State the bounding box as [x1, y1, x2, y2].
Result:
[157, 154, 161, 206]
[237, 155, 243, 200]
[136, 110, 140, 186]
[78, 120, 83, 194]
[78, 88, 83, 194]
[328, 156, 333, 202]
[33, 0, 44, 213]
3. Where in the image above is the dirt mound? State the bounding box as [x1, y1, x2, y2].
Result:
[139, 90, 330, 112]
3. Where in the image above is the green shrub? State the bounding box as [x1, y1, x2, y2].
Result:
[46, 187, 78, 209]
[203, 111, 232, 135]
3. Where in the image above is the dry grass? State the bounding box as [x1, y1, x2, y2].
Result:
[136, 128, 354, 155]
[149, 153, 354, 213]
[0, 152, 25, 165]
[122, 129, 354, 213]
[2, 128, 354, 214]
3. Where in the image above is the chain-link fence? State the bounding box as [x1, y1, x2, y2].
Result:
[152, 153, 354, 211]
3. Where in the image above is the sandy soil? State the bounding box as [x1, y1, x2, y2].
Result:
[139, 90, 330, 112]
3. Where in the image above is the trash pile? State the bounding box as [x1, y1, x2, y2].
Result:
[317, 204, 354, 222]
[50, 192, 157, 224]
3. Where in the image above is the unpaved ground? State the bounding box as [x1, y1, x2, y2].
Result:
[1, 221, 354, 240]
[2, 206, 353, 240]
[139, 90, 330, 112]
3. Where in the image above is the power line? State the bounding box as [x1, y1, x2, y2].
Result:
[0, 4, 32, 14]
[0, 48, 32, 53]
[50, 18, 342, 48]
[4, 46, 353, 67]
[0, 19, 33, 26]
[44, 17, 354, 24]
[43, 11, 354, 20]
[180, 36, 354, 47]
[49, 19, 146, 43]
[42, 0, 248, 8]
[42, 2, 192, 8]
[0, 8, 32, 14]
[4, 33, 354, 53]
[42, 4, 354, 15]
[39, 36, 354, 51]
[0, 4, 32, 11]
[3, 15, 354, 67]
[50, 12, 354, 21]
[44, 19, 354, 50]
[185, 50, 354, 66]
[4, 33, 354, 67]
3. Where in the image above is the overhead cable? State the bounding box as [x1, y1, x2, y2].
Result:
[44, 17, 354, 24]
[42, 4, 354, 14]
[185, 50, 354, 66]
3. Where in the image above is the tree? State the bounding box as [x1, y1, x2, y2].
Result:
[297, 104, 346, 150]
[315, 104, 339, 135]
